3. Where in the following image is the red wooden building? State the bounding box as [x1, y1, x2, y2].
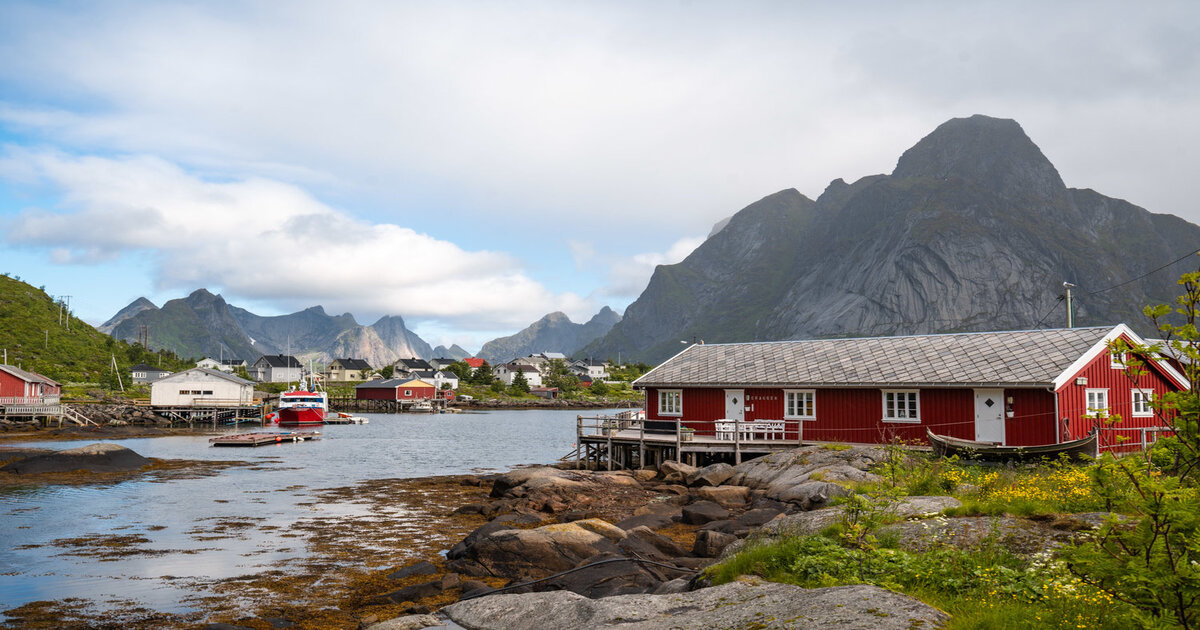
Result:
[355, 377, 437, 401]
[0, 364, 61, 401]
[633, 325, 1189, 454]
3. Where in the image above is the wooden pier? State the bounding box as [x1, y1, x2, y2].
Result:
[153, 404, 264, 428]
[574, 413, 806, 470]
[210, 431, 320, 447]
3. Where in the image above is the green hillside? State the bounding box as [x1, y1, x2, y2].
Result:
[0, 274, 191, 385]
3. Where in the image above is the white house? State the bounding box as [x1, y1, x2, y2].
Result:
[571, 359, 609, 380]
[150, 368, 255, 407]
[196, 357, 222, 371]
[493, 362, 543, 387]
[431, 370, 460, 390]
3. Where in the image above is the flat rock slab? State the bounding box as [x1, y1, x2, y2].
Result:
[443, 580, 948, 629]
[0, 443, 151, 474]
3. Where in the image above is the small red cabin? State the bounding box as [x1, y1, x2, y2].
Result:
[355, 377, 437, 401]
[634, 325, 1188, 454]
[0, 364, 61, 400]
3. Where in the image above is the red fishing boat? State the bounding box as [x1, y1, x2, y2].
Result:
[276, 374, 327, 426]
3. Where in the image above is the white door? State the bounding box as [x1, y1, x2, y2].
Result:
[974, 389, 1005, 443]
[725, 389, 745, 423]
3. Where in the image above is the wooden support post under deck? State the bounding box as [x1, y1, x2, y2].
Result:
[576, 415, 583, 469]
[734, 417, 742, 465]
[675, 418, 682, 465]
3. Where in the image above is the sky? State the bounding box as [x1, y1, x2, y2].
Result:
[1, 1, 1199, 351]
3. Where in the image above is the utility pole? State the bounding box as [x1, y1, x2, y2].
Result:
[63, 296, 72, 331]
[1063, 282, 1075, 328]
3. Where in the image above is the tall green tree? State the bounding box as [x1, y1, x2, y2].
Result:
[470, 360, 494, 385]
[509, 369, 530, 394]
[1066, 264, 1200, 629]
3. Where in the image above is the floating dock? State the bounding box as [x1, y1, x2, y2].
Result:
[325, 415, 369, 424]
[209, 431, 320, 447]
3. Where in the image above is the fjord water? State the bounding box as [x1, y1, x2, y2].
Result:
[0, 408, 607, 618]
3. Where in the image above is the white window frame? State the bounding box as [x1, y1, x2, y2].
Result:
[1131, 389, 1154, 417]
[658, 389, 682, 416]
[404, 389, 413, 397]
[1111, 352, 1127, 369]
[1086, 388, 1109, 416]
[882, 390, 920, 423]
[783, 389, 816, 420]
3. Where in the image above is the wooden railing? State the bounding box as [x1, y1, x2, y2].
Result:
[0, 395, 61, 405]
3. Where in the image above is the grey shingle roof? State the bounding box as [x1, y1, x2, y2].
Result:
[634, 327, 1117, 389]
[258, 355, 301, 368]
[332, 358, 373, 371]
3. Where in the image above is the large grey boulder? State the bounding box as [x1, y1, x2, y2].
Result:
[442, 579, 949, 629]
[0, 443, 150, 474]
[447, 519, 626, 579]
[659, 460, 698, 483]
[729, 446, 887, 507]
[685, 462, 736, 487]
[722, 496, 962, 558]
[489, 467, 587, 498]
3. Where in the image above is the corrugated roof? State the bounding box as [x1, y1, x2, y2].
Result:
[634, 327, 1117, 389]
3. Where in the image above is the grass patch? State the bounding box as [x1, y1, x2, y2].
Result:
[706, 534, 1137, 629]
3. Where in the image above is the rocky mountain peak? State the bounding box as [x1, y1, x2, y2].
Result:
[892, 114, 1065, 201]
[184, 288, 224, 306]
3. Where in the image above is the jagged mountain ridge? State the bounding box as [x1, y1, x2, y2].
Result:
[106, 290, 433, 366]
[477, 307, 621, 364]
[584, 115, 1200, 364]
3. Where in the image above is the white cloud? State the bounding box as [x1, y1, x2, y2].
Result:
[1, 0, 1194, 235]
[602, 235, 706, 300]
[1, 149, 590, 331]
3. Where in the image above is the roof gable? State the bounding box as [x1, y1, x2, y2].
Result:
[257, 355, 301, 368]
[635, 327, 1128, 389]
[0, 364, 60, 387]
[155, 367, 252, 386]
[332, 358, 373, 371]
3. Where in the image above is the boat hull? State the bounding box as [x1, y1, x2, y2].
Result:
[927, 429, 1098, 461]
[277, 406, 326, 425]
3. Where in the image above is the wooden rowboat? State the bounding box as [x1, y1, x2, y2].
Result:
[926, 428, 1098, 461]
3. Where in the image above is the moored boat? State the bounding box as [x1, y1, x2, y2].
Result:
[277, 374, 328, 426]
[926, 428, 1099, 461]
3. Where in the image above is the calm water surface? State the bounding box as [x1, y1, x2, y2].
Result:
[0, 408, 613, 618]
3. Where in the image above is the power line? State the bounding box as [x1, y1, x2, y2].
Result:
[1086, 248, 1200, 296]
[1034, 295, 1065, 329]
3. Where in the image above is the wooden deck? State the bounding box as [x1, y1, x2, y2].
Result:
[574, 414, 806, 469]
[210, 431, 320, 447]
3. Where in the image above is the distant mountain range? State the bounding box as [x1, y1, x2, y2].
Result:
[102, 290, 619, 367]
[102, 289, 433, 366]
[476, 307, 621, 364]
[583, 114, 1200, 363]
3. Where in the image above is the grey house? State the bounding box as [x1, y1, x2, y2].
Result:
[248, 355, 303, 383]
[130, 363, 172, 384]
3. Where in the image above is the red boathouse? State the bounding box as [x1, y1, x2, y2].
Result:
[0, 364, 61, 401]
[633, 325, 1189, 454]
[355, 378, 437, 402]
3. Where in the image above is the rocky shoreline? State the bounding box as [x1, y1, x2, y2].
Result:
[0, 439, 1108, 629]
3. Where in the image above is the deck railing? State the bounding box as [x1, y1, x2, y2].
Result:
[0, 395, 61, 405]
